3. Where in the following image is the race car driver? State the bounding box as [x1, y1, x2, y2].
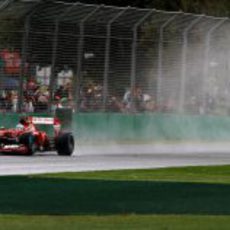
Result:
[16, 116, 47, 151]
[16, 116, 36, 133]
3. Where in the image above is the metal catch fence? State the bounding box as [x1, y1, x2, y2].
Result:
[0, 0, 229, 115]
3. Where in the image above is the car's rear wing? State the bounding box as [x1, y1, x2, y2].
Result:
[29, 116, 61, 135]
[30, 117, 61, 126]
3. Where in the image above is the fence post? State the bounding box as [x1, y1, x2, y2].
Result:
[179, 15, 203, 113]
[18, 3, 41, 113]
[157, 14, 178, 108]
[130, 9, 154, 112]
[0, 0, 11, 10]
[19, 16, 30, 113]
[202, 18, 227, 114]
[74, 5, 101, 112]
[49, 3, 79, 112]
[103, 8, 128, 111]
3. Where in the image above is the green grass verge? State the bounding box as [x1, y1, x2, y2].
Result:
[41, 165, 230, 184]
[0, 215, 230, 230]
[0, 165, 230, 229]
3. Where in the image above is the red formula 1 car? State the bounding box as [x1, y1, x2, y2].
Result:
[0, 116, 74, 156]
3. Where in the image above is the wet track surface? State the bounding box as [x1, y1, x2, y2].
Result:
[1, 143, 230, 175]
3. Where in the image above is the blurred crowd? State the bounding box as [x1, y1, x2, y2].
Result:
[0, 48, 168, 114]
[0, 48, 74, 113]
[0, 79, 73, 113]
[0, 77, 159, 113]
[0, 48, 159, 113]
[79, 82, 157, 113]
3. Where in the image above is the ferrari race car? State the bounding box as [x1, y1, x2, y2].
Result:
[0, 116, 74, 156]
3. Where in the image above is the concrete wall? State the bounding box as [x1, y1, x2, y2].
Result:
[1, 112, 230, 143]
[74, 113, 230, 143]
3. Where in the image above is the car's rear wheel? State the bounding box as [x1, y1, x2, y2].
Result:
[19, 133, 36, 155]
[56, 133, 74, 156]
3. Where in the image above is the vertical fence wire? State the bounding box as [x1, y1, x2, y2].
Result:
[130, 10, 154, 111]
[157, 14, 178, 108]
[103, 8, 128, 110]
[19, 4, 40, 112]
[202, 18, 228, 113]
[178, 15, 204, 113]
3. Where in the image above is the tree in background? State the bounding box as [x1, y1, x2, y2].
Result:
[63, 0, 230, 17]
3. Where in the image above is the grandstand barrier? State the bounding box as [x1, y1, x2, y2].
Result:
[74, 113, 230, 143]
[1, 112, 230, 143]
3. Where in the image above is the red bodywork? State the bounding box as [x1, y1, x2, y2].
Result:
[0, 117, 61, 155]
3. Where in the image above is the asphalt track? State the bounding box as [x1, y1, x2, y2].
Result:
[1, 143, 230, 175]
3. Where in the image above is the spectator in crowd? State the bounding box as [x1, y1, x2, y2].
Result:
[34, 85, 49, 112]
[54, 81, 73, 108]
[51, 96, 63, 112]
[79, 83, 97, 112]
[11, 91, 18, 112]
[133, 87, 145, 112]
[5, 91, 13, 111]
[123, 87, 145, 112]
[107, 95, 125, 112]
[0, 90, 7, 111]
[123, 87, 131, 111]
[24, 97, 34, 113]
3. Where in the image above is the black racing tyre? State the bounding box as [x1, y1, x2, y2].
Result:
[19, 133, 36, 156]
[56, 133, 74, 156]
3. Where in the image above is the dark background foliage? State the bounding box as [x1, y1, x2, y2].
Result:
[59, 0, 230, 17]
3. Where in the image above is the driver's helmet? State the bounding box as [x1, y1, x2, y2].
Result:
[19, 116, 30, 126]
[16, 123, 24, 130]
